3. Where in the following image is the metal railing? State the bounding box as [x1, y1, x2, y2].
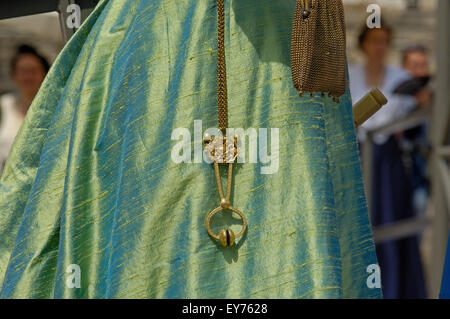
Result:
[362, 107, 431, 219]
[361, 99, 449, 299]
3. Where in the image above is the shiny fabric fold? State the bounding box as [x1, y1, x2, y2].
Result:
[0, 0, 381, 298]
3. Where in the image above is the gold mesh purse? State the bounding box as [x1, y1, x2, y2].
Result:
[291, 0, 347, 100]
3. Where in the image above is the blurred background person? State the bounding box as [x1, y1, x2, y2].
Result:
[0, 44, 49, 176]
[349, 22, 427, 298]
[397, 44, 433, 219]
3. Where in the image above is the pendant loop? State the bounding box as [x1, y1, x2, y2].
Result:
[205, 205, 247, 247]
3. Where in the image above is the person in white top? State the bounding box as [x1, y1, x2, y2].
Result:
[349, 26, 418, 144]
[350, 64, 417, 144]
[0, 45, 49, 176]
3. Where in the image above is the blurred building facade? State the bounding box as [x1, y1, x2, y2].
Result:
[344, 0, 437, 67]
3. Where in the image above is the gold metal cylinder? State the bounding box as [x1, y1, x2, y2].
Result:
[205, 205, 247, 246]
[353, 88, 388, 127]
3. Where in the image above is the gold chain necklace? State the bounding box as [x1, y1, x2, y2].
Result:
[204, 0, 247, 247]
[204, 0, 347, 247]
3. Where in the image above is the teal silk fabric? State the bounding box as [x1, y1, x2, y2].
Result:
[0, 0, 381, 298]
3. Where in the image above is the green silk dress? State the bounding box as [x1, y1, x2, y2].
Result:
[0, 0, 381, 298]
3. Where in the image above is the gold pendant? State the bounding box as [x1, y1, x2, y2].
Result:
[204, 134, 247, 247]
